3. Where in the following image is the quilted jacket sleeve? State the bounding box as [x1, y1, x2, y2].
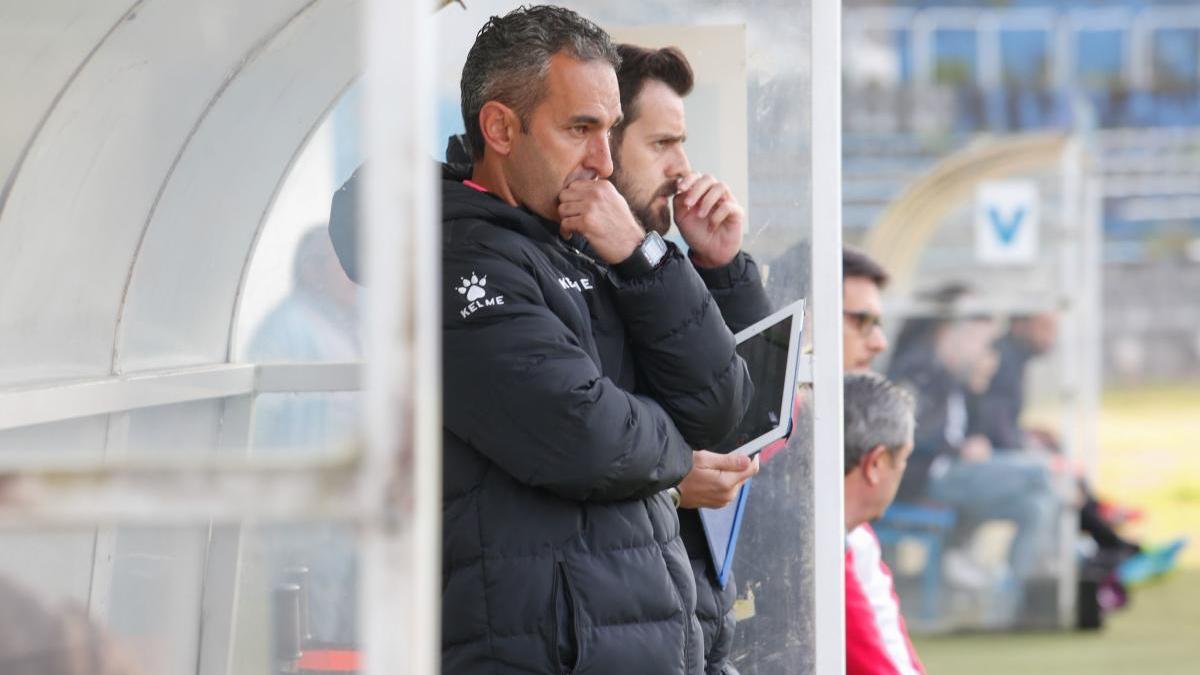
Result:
[608, 246, 754, 450]
[442, 242, 693, 503]
[694, 250, 773, 334]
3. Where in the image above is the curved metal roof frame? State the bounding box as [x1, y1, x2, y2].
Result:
[862, 131, 1072, 296]
[0, 0, 360, 387]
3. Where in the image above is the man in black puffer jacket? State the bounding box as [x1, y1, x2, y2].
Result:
[608, 44, 772, 675]
[340, 7, 754, 674]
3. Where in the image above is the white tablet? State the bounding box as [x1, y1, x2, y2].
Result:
[709, 299, 805, 457]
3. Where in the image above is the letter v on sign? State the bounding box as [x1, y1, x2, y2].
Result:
[975, 181, 1038, 265]
[988, 206, 1025, 245]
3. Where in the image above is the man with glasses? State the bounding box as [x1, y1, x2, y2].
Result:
[842, 248, 889, 372]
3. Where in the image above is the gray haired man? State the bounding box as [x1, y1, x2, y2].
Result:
[842, 372, 927, 674]
[843, 372, 915, 530]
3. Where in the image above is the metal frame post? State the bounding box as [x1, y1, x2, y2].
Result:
[360, 0, 440, 672]
[812, 0, 845, 671]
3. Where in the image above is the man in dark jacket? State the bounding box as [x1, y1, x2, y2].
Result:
[610, 43, 770, 675]
[435, 7, 754, 674]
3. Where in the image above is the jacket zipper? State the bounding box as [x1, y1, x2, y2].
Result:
[554, 560, 581, 674]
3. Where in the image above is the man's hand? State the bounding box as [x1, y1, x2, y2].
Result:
[673, 173, 744, 269]
[959, 435, 993, 463]
[558, 179, 646, 264]
[677, 450, 760, 509]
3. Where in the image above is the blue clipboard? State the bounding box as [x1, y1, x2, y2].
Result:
[698, 478, 753, 589]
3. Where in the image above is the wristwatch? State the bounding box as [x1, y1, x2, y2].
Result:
[667, 486, 682, 509]
[613, 231, 668, 279]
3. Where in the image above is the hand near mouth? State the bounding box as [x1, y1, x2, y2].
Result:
[558, 179, 645, 264]
[673, 172, 744, 269]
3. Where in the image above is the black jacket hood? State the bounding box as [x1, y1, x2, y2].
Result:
[440, 166, 566, 247]
[329, 135, 565, 284]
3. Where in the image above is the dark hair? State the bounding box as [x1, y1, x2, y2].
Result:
[612, 44, 694, 144]
[460, 5, 620, 159]
[843, 246, 889, 288]
[843, 372, 914, 475]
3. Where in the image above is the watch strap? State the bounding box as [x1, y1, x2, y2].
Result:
[613, 231, 667, 279]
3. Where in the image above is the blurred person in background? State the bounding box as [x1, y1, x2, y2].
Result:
[246, 223, 360, 452]
[970, 313, 1193, 621]
[0, 576, 145, 675]
[888, 287, 1059, 626]
[968, 313, 1058, 453]
[842, 372, 924, 675]
[610, 41, 769, 675]
[245, 224, 362, 647]
[972, 312, 1140, 560]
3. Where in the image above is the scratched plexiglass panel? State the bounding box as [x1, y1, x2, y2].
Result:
[0, 522, 362, 675]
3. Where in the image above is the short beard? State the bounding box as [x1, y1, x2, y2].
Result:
[634, 182, 675, 236]
[612, 171, 675, 236]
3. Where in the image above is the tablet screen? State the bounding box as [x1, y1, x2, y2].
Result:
[710, 314, 793, 455]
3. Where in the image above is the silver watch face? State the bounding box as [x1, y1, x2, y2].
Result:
[643, 231, 669, 267]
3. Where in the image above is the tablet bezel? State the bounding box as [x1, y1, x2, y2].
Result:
[726, 298, 805, 457]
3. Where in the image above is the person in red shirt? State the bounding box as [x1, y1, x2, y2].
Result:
[843, 371, 923, 675]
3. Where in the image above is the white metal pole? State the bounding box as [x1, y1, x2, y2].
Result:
[361, 0, 440, 673]
[978, 13, 1002, 92]
[1057, 137, 1085, 628]
[811, 0, 845, 671]
[1129, 13, 1152, 91]
[1081, 169, 1104, 487]
[912, 12, 933, 89]
[1052, 14, 1072, 92]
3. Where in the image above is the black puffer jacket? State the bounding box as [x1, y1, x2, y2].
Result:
[435, 166, 753, 674]
[685, 256, 772, 675]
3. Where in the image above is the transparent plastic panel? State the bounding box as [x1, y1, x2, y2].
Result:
[250, 392, 362, 458]
[0, 391, 360, 469]
[0, 397, 238, 465]
[234, 84, 364, 364]
[0, 525, 207, 675]
[225, 523, 360, 675]
[0, 529, 97, 608]
[0, 0, 363, 381]
[0, 5, 373, 673]
[433, 2, 816, 671]
[0, 523, 362, 675]
[0, 415, 109, 465]
[2, 0, 366, 457]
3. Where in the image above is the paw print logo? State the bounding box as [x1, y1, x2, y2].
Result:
[456, 273, 487, 302]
